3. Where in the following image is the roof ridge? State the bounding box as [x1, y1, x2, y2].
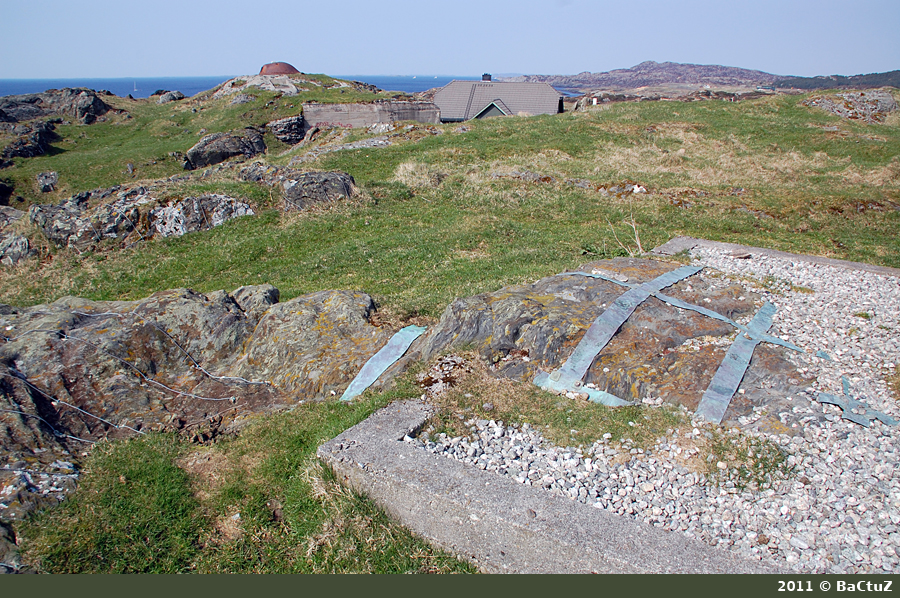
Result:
[463, 83, 478, 120]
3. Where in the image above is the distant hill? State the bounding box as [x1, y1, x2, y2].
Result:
[495, 61, 779, 91]
[774, 71, 900, 90]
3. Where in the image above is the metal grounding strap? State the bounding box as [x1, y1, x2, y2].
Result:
[534, 265, 701, 407]
[563, 271, 802, 353]
[340, 325, 427, 402]
[571, 270, 807, 423]
[694, 302, 777, 424]
[816, 376, 898, 428]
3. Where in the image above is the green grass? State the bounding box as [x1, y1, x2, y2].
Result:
[3, 91, 898, 313]
[19, 434, 205, 573]
[20, 386, 475, 574]
[6, 87, 900, 572]
[1, 78, 405, 206]
[421, 352, 690, 450]
[702, 429, 795, 491]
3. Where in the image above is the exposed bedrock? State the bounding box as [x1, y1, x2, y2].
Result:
[0, 286, 392, 449]
[184, 128, 266, 170]
[266, 115, 307, 144]
[403, 258, 812, 426]
[0, 286, 393, 520]
[0, 258, 814, 522]
[0, 121, 58, 160]
[802, 90, 898, 124]
[0, 88, 112, 124]
[239, 162, 356, 210]
[156, 91, 185, 105]
[27, 187, 253, 252]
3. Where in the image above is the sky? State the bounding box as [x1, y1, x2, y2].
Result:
[1, 0, 898, 79]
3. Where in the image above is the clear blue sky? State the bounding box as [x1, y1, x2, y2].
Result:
[1, 0, 897, 78]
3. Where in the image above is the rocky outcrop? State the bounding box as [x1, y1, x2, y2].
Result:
[802, 90, 898, 124]
[775, 71, 900, 90]
[0, 235, 32, 266]
[574, 90, 769, 109]
[1, 122, 57, 160]
[215, 75, 312, 98]
[403, 258, 810, 425]
[184, 129, 266, 170]
[0, 208, 32, 266]
[240, 163, 356, 210]
[149, 194, 253, 237]
[156, 91, 185, 104]
[0, 181, 12, 204]
[231, 284, 280, 321]
[28, 187, 253, 249]
[232, 290, 393, 396]
[29, 187, 152, 250]
[28, 192, 90, 248]
[36, 171, 57, 193]
[0, 89, 111, 123]
[497, 61, 779, 92]
[0, 285, 392, 521]
[266, 115, 307, 144]
[212, 75, 373, 100]
[281, 172, 356, 210]
[0, 257, 823, 528]
[229, 94, 255, 106]
[0, 206, 25, 232]
[0, 207, 22, 230]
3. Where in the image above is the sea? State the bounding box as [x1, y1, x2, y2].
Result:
[0, 75, 485, 99]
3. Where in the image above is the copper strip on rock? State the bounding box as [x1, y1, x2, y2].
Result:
[565, 271, 802, 353]
[535, 266, 702, 406]
[695, 302, 777, 424]
[340, 325, 427, 402]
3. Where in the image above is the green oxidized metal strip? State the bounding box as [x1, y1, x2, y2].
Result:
[533, 370, 631, 407]
[694, 302, 776, 424]
[340, 325, 427, 402]
[553, 265, 702, 386]
[817, 375, 898, 427]
[564, 271, 802, 353]
[534, 266, 701, 405]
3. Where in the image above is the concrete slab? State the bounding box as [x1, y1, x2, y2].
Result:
[317, 400, 784, 574]
[652, 236, 900, 278]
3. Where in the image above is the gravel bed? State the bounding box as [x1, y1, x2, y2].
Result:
[413, 248, 900, 573]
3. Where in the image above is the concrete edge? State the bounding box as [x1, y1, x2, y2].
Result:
[651, 236, 900, 279]
[317, 400, 784, 574]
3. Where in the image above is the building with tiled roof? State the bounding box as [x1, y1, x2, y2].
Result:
[433, 75, 563, 122]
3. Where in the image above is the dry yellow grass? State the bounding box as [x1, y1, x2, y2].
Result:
[841, 157, 900, 186]
[589, 132, 855, 189]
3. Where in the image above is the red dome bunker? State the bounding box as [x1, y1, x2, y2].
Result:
[259, 62, 300, 75]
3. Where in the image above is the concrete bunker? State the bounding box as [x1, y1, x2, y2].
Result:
[301, 100, 440, 129]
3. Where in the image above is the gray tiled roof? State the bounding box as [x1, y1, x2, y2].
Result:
[433, 81, 562, 121]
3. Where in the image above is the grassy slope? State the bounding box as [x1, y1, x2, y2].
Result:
[6, 86, 899, 572]
[2, 90, 898, 314]
[0, 76, 404, 205]
[21, 387, 475, 573]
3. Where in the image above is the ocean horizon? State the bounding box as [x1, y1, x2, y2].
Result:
[0, 75, 585, 99]
[0, 75, 485, 99]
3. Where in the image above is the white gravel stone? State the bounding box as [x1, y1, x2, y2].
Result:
[416, 248, 900, 574]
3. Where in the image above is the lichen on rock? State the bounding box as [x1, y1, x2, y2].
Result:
[184, 128, 266, 170]
[149, 194, 253, 238]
